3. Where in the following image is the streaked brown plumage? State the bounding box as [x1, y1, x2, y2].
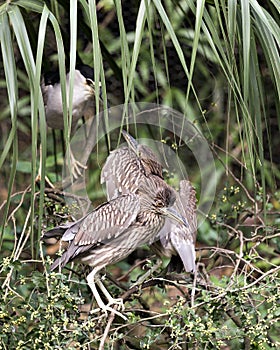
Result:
[101, 131, 197, 273]
[101, 131, 164, 199]
[42, 163, 184, 318]
[152, 180, 197, 273]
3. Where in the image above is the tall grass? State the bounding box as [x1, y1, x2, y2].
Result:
[0, 1, 279, 347]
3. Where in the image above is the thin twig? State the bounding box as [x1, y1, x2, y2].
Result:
[211, 143, 256, 203]
[98, 305, 118, 350]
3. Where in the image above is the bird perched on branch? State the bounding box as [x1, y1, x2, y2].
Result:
[41, 64, 102, 178]
[41, 65, 100, 130]
[152, 179, 197, 273]
[101, 130, 197, 274]
[42, 162, 186, 318]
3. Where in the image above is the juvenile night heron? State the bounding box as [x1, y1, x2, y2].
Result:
[101, 130, 164, 198]
[101, 131, 197, 274]
[42, 169, 186, 318]
[152, 179, 197, 273]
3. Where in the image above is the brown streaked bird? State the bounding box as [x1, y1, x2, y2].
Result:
[101, 130, 164, 199]
[101, 131, 196, 274]
[152, 179, 197, 273]
[42, 173, 186, 318]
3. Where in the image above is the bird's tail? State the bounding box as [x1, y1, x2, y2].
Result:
[50, 254, 69, 271]
[41, 221, 77, 241]
[176, 240, 196, 273]
[41, 222, 76, 271]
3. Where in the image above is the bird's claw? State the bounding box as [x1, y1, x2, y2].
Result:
[64, 149, 87, 180]
[72, 159, 87, 179]
[107, 297, 125, 311]
[90, 298, 126, 320]
[91, 304, 127, 320]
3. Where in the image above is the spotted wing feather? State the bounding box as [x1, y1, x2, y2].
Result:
[176, 180, 197, 239]
[101, 141, 163, 201]
[72, 193, 140, 246]
[46, 194, 140, 270]
[101, 147, 141, 199]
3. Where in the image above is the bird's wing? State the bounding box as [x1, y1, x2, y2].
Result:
[50, 194, 140, 270]
[155, 179, 197, 272]
[101, 147, 140, 199]
[167, 180, 197, 272]
[100, 148, 123, 199]
[176, 180, 197, 240]
[101, 139, 164, 201]
[70, 193, 140, 246]
[169, 228, 196, 272]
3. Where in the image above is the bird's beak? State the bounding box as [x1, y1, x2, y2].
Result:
[159, 207, 189, 227]
[122, 130, 139, 154]
[86, 79, 104, 102]
[99, 86, 103, 102]
[96, 81, 104, 102]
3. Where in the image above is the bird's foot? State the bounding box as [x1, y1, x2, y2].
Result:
[91, 302, 127, 320]
[72, 158, 87, 179]
[64, 149, 87, 180]
[107, 297, 125, 311]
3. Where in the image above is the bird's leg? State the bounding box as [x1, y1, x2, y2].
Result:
[86, 269, 127, 320]
[64, 147, 87, 180]
[96, 278, 125, 311]
[130, 258, 162, 288]
[69, 148, 87, 179]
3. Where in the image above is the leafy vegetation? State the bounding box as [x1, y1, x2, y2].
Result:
[0, 0, 279, 349]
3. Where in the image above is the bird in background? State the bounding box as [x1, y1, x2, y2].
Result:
[42, 141, 186, 318]
[41, 64, 103, 178]
[101, 130, 197, 275]
[41, 64, 101, 130]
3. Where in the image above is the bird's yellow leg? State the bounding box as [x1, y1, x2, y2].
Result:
[86, 269, 127, 320]
[96, 279, 125, 311]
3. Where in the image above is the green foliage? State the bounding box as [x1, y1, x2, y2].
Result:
[0, 0, 280, 349]
[0, 260, 98, 349]
[0, 254, 279, 349]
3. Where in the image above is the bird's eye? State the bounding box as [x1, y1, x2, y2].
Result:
[86, 78, 94, 87]
[155, 199, 164, 208]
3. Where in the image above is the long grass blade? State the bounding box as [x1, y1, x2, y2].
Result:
[34, 5, 49, 251]
[8, 6, 37, 256]
[0, 12, 18, 247]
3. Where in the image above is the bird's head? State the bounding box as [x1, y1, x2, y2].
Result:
[122, 130, 163, 176]
[122, 130, 140, 155]
[139, 178, 188, 228]
[154, 187, 188, 228]
[153, 186, 176, 209]
[122, 130, 155, 158]
[75, 65, 103, 102]
[82, 76, 102, 99]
